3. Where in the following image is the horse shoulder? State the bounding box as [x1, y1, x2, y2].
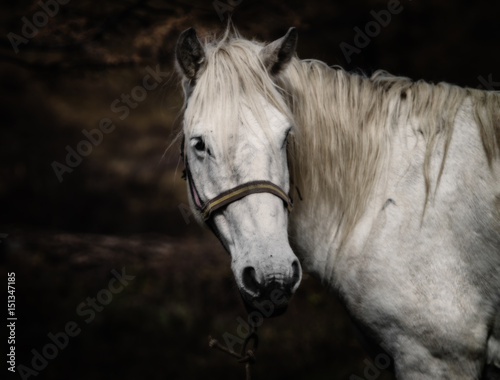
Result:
[332, 97, 500, 377]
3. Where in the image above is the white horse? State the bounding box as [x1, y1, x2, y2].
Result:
[175, 26, 500, 379]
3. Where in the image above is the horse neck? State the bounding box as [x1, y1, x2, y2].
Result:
[280, 58, 395, 248]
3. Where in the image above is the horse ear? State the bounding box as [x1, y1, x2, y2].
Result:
[176, 27, 206, 80]
[260, 27, 298, 76]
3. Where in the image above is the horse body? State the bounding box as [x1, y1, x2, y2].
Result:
[175, 27, 500, 379]
[288, 89, 500, 378]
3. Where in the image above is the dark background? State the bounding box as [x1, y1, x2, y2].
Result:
[1, 1, 499, 379]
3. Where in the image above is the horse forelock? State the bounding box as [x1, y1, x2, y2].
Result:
[181, 30, 293, 163]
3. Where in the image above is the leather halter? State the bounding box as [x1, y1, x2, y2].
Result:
[181, 136, 293, 222]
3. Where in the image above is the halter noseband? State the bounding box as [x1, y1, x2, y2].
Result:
[181, 136, 293, 222]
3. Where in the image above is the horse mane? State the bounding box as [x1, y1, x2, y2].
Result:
[279, 58, 500, 240]
[180, 28, 500, 241]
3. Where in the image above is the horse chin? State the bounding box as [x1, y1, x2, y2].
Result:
[239, 289, 292, 318]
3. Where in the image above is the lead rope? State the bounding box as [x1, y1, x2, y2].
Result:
[208, 321, 259, 380]
[181, 137, 259, 378]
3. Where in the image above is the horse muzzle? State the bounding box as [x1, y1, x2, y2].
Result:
[238, 260, 302, 318]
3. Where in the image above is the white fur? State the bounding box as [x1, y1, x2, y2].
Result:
[185, 99, 300, 295]
[291, 96, 500, 379]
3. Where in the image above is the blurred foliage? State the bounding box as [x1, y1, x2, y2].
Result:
[1, 0, 499, 379]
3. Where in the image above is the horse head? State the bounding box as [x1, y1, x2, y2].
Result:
[176, 27, 301, 317]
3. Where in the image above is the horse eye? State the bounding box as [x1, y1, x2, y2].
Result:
[194, 139, 205, 152]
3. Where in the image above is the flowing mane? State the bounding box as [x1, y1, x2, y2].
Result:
[280, 58, 500, 239]
[180, 28, 500, 240]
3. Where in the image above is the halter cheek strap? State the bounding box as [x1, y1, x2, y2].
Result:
[181, 136, 293, 222]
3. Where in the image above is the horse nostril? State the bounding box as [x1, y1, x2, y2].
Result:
[242, 266, 260, 296]
[290, 259, 301, 290]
